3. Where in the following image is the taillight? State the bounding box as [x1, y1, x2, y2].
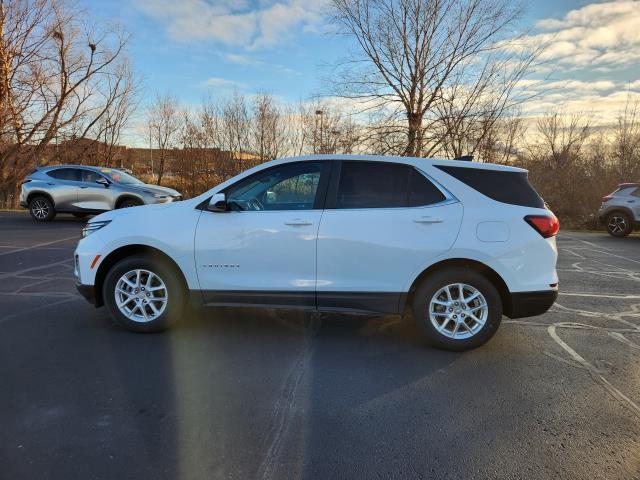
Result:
[525, 214, 559, 238]
[602, 195, 613, 202]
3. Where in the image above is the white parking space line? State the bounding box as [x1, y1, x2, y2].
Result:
[608, 332, 640, 351]
[0, 235, 78, 257]
[0, 258, 73, 279]
[0, 296, 78, 324]
[559, 292, 640, 299]
[561, 248, 586, 259]
[548, 324, 640, 419]
[562, 235, 640, 265]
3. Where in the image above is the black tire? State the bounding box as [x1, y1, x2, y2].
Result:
[28, 196, 56, 222]
[412, 267, 502, 351]
[102, 255, 186, 332]
[117, 198, 143, 209]
[72, 213, 89, 219]
[605, 211, 633, 237]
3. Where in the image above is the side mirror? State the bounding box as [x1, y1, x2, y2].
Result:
[96, 178, 110, 188]
[207, 193, 228, 212]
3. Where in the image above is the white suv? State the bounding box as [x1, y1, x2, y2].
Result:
[74, 155, 559, 350]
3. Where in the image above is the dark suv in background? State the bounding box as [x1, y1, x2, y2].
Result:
[599, 182, 640, 237]
[20, 165, 181, 222]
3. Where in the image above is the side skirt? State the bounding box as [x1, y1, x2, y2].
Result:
[195, 290, 407, 315]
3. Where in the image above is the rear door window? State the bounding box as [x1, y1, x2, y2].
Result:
[47, 168, 80, 182]
[336, 162, 408, 209]
[334, 162, 445, 209]
[434, 165, 544, 208]
[79, 169, 103, 183]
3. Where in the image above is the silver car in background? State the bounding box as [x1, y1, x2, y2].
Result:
[598, 182, 640, 237]
[20, 165, 182, 222]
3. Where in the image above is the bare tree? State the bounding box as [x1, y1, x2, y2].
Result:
[95, 59, 139, 167]
[532, 112, 590, 168]
[251, 92, 287, 162]
[329, 0, 538, 157]
[147, 92, 180, 185]
[0, 0, 130, 204]
[611, 94, 640, 182]
[220, 91, 251, 174]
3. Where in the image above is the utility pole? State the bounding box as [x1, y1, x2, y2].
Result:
[315, 110, 324, 154]
[149, 126, 153, 176]
[0, 0, 7, 126]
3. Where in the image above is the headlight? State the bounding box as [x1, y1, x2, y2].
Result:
[143, 189, 167, 199]
[81, 220, 111, 238]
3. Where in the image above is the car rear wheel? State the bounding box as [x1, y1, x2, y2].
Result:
[412, 267, 502, 351]
[103, 255, 186, 332]
[28, 196, 56, 222]
[606, 212, 633, 237]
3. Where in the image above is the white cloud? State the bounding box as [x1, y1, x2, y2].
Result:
[225, 53, 259, 66]
[520, 1, 640, 70]
[520, 88, 640, 125]
[629, 80, 640, 90]
[201, 77, 246, 89]
[135, 0, 326, 49]
[544, 80, 617, 92]
[224, 52, 299, 75]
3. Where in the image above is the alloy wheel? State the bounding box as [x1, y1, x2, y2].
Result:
[114, 269, 168, 322]
[428, 283, 488, 340]
[607, 215, 627, 235]
[31, 199, 49, 220]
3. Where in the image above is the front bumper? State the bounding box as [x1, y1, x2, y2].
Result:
[76, 282, 96, 305]
[506, 290, 558, 319]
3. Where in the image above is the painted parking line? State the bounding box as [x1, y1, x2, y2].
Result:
[559, 292, 640, 299]
[0, 235, 78, 257]
[548, 323, 640, 419]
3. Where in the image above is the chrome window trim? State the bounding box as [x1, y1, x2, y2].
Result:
[413, 166, 460, 207]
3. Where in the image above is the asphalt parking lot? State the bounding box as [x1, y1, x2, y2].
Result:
[1, 211, 639, 480]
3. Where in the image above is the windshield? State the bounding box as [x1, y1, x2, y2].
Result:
[100, 169, 144, 185]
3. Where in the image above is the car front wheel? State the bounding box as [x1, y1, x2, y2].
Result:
[606, 212, 633, 237]
[412, 267, 502, 351]
[103, 255, 186, 332]
[29, 196, 56, 222]
[117, 198, 143, 209]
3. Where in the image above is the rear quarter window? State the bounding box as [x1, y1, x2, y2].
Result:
[435, 165, 544, 208]
[47, 168, 80, 182]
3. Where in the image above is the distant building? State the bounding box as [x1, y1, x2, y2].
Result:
[29, 137, 259, 177]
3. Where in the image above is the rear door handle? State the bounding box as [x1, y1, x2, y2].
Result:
[285, 219, 313, 226]
[413, 216, 443, 224]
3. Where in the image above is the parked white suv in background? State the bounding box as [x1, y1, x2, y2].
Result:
[74, 155, 559, 351]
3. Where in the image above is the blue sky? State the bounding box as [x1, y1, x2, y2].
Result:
[86, 0, 640, 129]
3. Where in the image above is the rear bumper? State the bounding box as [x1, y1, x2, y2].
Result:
[19, 201, 27, 208]
[506, 290, 557, 319]
[76, 282, 96, 306]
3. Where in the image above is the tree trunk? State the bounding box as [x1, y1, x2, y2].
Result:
[157, 154, 165, 185]
[405, 112, 423, 157]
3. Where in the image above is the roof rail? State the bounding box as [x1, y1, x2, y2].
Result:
[453, 155, 474, 161]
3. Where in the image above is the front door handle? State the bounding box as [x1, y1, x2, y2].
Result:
[80, 186, 88, 189]
[285, 219, 313, 226]
[413, 216, 443, 224]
